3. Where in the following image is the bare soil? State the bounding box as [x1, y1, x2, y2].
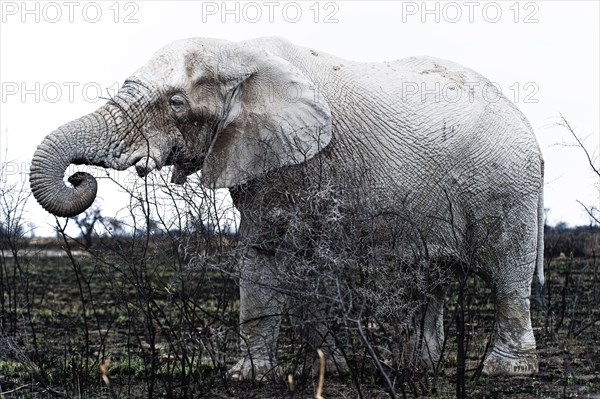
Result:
[1, 245, 599, 398]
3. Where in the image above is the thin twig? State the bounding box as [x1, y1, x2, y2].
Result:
[356, 319, 397, 399]
[559, 115, 600, 176]
[99, 357, 118, 399]
[315, 349, 326, 399]
[0, 383, 38, 395]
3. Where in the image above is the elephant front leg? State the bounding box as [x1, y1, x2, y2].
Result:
[483, 279, 538, 376]
[229, 248, 285, 381]
[415, 286, 445, 370]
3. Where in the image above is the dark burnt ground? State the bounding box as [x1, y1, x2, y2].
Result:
[271, 257, 600, 399]
[1, 247, 599, 398]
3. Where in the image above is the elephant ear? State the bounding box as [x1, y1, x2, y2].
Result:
[202, 46, 332, 188]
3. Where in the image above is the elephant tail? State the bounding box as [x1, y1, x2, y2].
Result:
[535, 159, 546, 305]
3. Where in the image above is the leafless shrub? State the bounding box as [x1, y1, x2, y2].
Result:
[228, 160, 453, 397]
[0, 153, 50, 393]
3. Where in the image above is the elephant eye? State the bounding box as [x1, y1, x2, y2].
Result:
[169, 94, 188, 113]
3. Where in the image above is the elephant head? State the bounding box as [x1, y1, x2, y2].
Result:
[30, 38, 332, 217]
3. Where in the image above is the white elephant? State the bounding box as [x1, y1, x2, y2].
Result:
[30, 37, 544, 379]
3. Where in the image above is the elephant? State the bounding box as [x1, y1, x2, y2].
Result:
[30, 36, 544, 380]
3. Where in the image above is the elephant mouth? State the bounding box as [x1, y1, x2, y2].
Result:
[164, 145, 188, 166]
[129, 145, 183, 177]
[130, 146, 205, 185]
[169, 151, 206, 185]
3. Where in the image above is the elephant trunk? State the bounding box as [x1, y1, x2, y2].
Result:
[31, 79, 160, 217]
[30, 109, 124, 217]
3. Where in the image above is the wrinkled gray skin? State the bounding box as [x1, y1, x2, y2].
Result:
[30, 37, 544, 379]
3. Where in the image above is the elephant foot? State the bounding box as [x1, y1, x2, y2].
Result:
[228, 357, 282, 381]
[482, 350, 538, 376]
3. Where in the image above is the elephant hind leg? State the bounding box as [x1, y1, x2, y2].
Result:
[483, 262, 538, 376]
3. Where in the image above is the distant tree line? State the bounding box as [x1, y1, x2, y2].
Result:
[545, 223, 600, 258]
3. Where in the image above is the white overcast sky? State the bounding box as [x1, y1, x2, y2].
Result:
[1, 0, 599, 235]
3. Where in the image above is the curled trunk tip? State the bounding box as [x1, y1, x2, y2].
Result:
[30, 128, 100, 217]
